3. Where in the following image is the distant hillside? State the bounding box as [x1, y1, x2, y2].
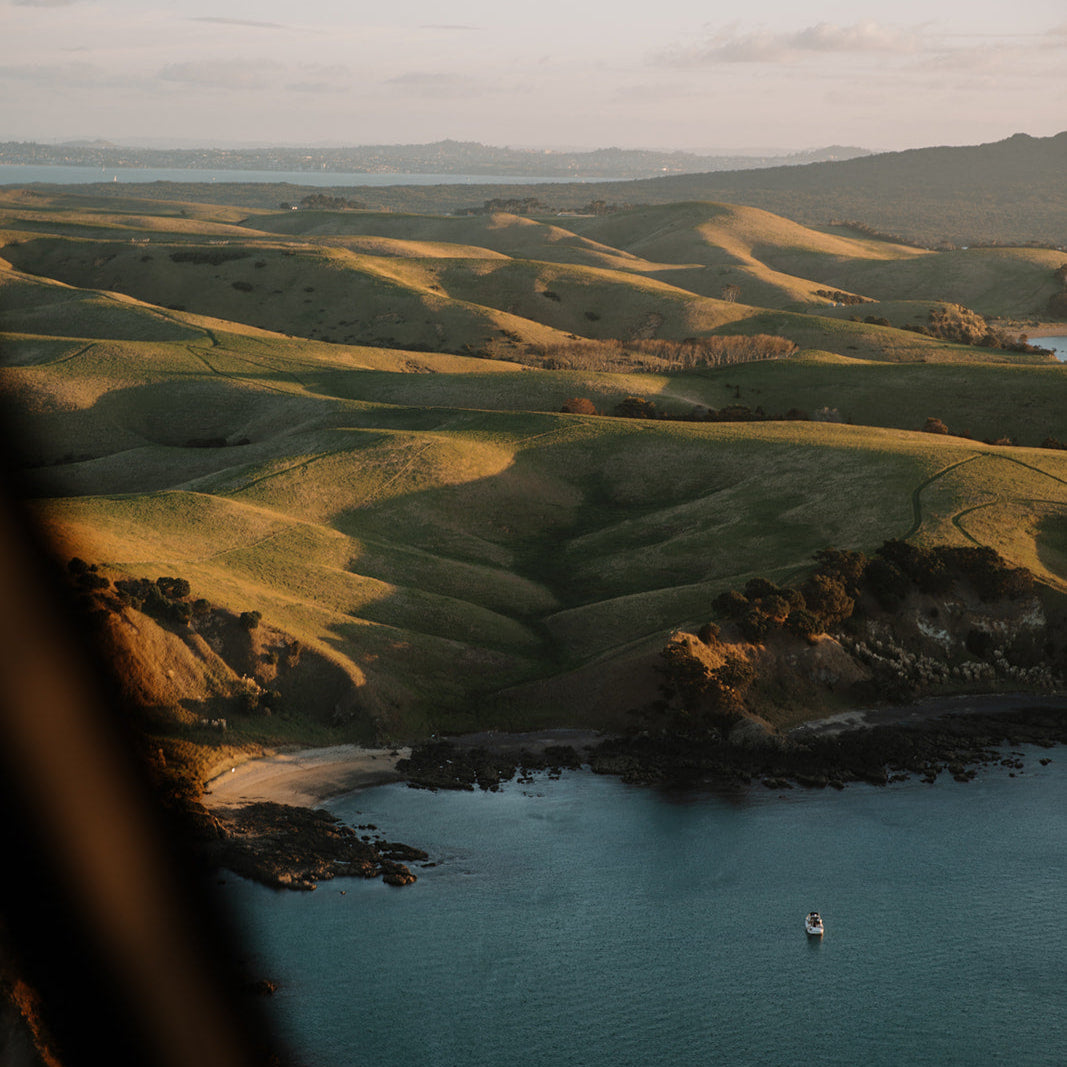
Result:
[26, 132, 1061, 248]
[0, 139, 870, 180]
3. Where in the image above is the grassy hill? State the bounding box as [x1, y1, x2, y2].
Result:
[2, 186, 1065, 745]
[19, 131, 1066, 247]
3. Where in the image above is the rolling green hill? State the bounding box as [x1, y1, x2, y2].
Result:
[2, 186, 1065, 742]
[20, 131, 1065, 247]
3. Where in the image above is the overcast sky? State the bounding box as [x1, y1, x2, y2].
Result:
[4, 0, 1066, 152]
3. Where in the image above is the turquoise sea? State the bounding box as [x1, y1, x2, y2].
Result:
[224, 754, 1066, 1066]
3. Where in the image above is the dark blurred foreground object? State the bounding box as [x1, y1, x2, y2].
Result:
[0, 463, 285, 1066]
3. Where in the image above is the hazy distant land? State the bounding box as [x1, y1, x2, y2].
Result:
[0, 138, 871, 180]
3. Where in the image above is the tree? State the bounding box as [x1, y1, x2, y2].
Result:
[801, 573, 855, 629]
[560, 397, 597, 415]
[612, 396, 657, 419]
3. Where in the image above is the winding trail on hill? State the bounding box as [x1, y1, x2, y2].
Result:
[42, 341, 98, 367]
[951, 502, 992, 544]
[902, 454, 981, 541]
[185, 344, 302, 397]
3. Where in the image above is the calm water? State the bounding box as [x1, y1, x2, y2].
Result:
[1037, 335, 1067, 362]
[0, 165, 607, 187]
[224, 755, 1067, 1066]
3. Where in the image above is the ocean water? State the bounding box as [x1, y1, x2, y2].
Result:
[223, 754, 1067, 1066]
[0, 165, 605, 187]
[1036, 335, 1067, 362]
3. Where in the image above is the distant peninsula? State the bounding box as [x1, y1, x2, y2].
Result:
[0, 138, 870, 180]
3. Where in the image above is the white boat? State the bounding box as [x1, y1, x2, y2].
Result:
[805, 911, 824, 936]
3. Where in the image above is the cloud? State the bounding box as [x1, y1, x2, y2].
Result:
[159, 58, 285, 90]
[12, 0, 83, 6]
[420, 25, 480, 32]
[187, 17, 287, 30]
[791, 21, 921, 54]
[665, 20, 925, 66]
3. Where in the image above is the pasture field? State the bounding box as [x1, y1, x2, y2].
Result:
[2, 188, 1065, 737]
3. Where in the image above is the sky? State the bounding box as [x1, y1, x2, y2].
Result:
[3, 0, 1066, 153]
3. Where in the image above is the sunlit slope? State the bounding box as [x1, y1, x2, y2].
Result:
[1, 234, 584, 352]
[249, 209, 660, 272]
[0, 186, 275, 233]
[5, 294, 1064, 490]
[567, 202, 929, 306]
[783, 245, 1067, 319]
[2, 229, 993, 364]
[32, 406, 1067, 731]
[8, 320, 1067, 732]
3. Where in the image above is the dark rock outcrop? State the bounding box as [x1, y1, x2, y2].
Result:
[207, 801, 427, 890]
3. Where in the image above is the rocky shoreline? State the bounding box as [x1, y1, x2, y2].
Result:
[194, 702, 1065, 891]
[204, 801, 428, 891]
[399, 701, 1066, 793]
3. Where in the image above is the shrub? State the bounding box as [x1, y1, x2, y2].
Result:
[239, 610, 262, 631]
[784, 608, 820, 639]
[864, 558, 910, 609]
[744, 577, 782, 600]
[801, 573, 855, 628]
[923, 417, 950, 435]
[738, 608, 772, 643]
[560, 397, 598, 415]
[612, 396, 657, 419]
[712, 589, 749, 618]
[156, 576, 190, 600]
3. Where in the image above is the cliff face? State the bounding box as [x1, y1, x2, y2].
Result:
[60, 571, 378, 793]
[96, 601, 361, 734]
[662, 584, 1064, 735]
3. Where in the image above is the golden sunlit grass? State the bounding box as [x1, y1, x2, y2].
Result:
[4, 187, 1066, 735]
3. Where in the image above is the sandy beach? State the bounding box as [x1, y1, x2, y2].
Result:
[201, 729, 604, 809]
[202, 745, 411, 809]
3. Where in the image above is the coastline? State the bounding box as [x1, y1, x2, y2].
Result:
[193, 702, 1063, 889]
[201, 729, 605, 810]
[202, 744, 412, 810]
[199, 699, 1067, 811]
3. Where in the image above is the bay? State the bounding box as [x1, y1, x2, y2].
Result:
[1036, 335, 1067, 362]
[0, 165, 611, 187]
[223, 751, 1067, 1066]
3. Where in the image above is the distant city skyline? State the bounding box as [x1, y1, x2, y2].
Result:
[4, 0, 1065, 153]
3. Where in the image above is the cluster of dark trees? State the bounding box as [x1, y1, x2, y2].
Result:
[710, 541, 1034, 645]
[658, 631, 757, 724]
[169, 249, 249, 267]
[534, 334, 797, 374]
[562, 394, 809, 423]
[920, 416, 1067, 449]
[111, 574, 208, 625]
[606, 394, 802, 422]
[278, 193, 367, 211]
[900, 304, 1052, 355]
[816, 289, 871, 306]
[826, 219, 925, 248]
[70, 563, 271, 636]
[455, 197, 632, 217]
